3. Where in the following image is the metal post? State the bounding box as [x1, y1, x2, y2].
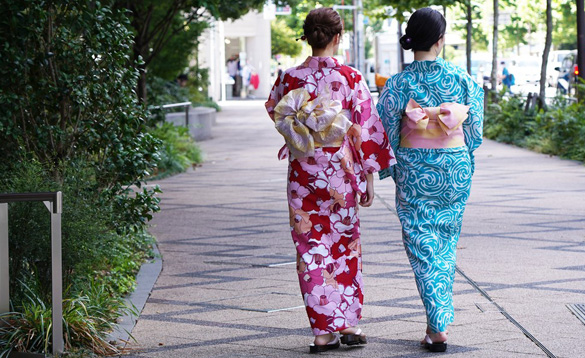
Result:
[0, 192, 64, 356]
[49, 192, 63, 355]
[185, 105, 190, 127]
[0, 203, 8, 313]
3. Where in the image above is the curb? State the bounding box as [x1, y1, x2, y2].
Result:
[107, 241, 162, 348]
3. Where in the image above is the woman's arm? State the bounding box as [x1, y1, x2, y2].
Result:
[462, 74, 484, 175]
[376, 75, 403, 182]
[349, 75, 395, 175]
[265, 71, 285, 120]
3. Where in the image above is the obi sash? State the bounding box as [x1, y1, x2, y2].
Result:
[273, 88, 352, 158]
[400, 99, 469, 149]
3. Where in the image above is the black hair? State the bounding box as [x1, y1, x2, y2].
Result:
[303, 8, 343, 49]
[399, 7, 446, 52]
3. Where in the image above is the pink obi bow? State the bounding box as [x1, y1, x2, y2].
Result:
[404, 98, 469, 135]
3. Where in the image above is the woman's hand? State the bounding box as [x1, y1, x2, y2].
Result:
[359, 173, 375, 207]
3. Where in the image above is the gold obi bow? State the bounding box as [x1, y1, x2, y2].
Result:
[404, 98, 469, 135]
[274, 88, 352, 158]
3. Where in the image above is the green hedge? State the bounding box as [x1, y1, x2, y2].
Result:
[0, 161, 156, 356]
[0, 1, 161, 356]
[485, 93, 585, 163]
[3, 0, 207, 355]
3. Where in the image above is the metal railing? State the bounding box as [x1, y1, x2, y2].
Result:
[150, 102, 192, 126]
[0, 192, 64, 356]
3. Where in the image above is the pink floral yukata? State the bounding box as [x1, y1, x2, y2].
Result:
[265, 56, 396, 335]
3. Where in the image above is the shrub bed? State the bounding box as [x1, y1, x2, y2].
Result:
[484, 92, 585, 163]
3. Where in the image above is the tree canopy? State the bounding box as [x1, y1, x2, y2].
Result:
[271, 18, 303, 57]
[114, 0, 275, 101]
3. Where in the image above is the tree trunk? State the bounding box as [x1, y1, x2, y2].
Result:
[134, 37, 150, 104]
[490, 0, 499, 99]
[137, 68, 148, 104]
[577, 0, 585, 101]
[539, 0, 553, 108]
[466, 0, 472, 75]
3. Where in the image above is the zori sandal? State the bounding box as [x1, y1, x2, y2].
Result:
[422, 334, 447, 352]
[309, 335, 340, 353]
[340, 328, 367, 346]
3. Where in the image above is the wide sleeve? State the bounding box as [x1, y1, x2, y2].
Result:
[376, 75, 403, 181]
[461, 74, 484, 175]
[265, 71, 285, 121]
[350, 75, 395, 175]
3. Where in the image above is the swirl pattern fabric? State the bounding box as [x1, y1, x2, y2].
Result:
[394, 147, 472, 333]
[377, 58, 483, 181]
[376, 58, 484, 333]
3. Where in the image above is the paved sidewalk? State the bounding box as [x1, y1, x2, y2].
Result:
[125, 101, 585, 358]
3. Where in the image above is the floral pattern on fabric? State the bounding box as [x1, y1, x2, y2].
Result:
[266, 56, 395, 335]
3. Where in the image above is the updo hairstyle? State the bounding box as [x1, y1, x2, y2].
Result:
[303, 8, 343, 49]
[399, 7, 446, 52]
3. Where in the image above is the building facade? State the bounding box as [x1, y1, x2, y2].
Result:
[199, 10, 272, 102]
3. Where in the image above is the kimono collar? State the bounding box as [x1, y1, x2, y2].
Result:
[407, 57, 445, 72]
[302, 56, 340, 69]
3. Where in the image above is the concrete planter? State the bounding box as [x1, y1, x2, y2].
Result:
[165, 106, 216, 141]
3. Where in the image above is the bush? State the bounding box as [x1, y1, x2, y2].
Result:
[149, 123, 203, 179]
[484, 91, 585, 163]
[533, 100, 585, 161]
[0, 1, 162, 354]
[0, 0, 161, 217]
[147, 76, 191, 108]
[1, 160, 156, 294]
[147, 72, 220, 111]
[0, 279, 134, 357]
[484, 94, 537, 146]
[0, 162, 155, 356]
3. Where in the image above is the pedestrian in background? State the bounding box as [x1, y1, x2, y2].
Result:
[500, 61, 515, 93]
[226, 54, 241, 97]
[265, 7, 395, 354]
[376, 7, 484, 353]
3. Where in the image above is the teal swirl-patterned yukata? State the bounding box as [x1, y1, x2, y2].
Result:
[377, 57, 484, 333]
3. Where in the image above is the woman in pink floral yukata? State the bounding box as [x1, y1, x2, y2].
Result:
[265, 7, 396, 354]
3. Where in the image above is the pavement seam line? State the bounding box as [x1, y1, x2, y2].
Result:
[374, 192, 557, 358]
[455, 267, 557, 358]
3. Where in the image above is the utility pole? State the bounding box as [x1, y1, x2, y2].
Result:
[335, 1, 364, 73]
[397, 21, 404, 71]
[577, 0, 585, 100]
[352, 0, 365, 75]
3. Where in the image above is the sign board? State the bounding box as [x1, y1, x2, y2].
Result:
[276, 5, 292, 15]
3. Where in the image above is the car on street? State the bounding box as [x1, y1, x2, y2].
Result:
[509, 57, 542, 86]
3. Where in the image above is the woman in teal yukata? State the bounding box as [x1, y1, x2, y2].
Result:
[377, 7, 484, 353]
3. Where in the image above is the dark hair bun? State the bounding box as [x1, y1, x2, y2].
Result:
[303, 8, 343, 49]
[399, 35, 414, 50]
[402, 7, 446, 52]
